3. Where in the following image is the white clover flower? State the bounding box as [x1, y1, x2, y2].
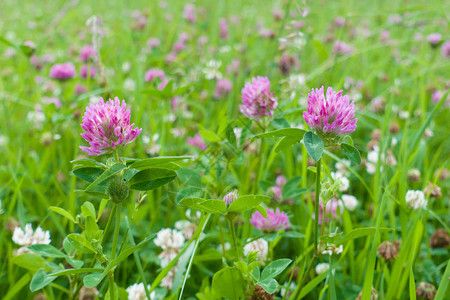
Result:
[217, 242, 231, 254]
[280, 282, 296, 298]
[243, 238, 268, 262]
[322, 244, 343, 255]
[123, 78, 136, 91]
[202, 60, 222, 80]
[366, 148, 381, 174]
[341, 194, 358, 211]
[174, 220, 196, 240]
[154, 228, 185, 267]
[405, 190, 427, 210]
[12, 224, 51, 255]
[331, 172, 350, 192]
[126, 283, 154, 300]
[335, 160, 351, 177]
[161, 268, 176, 290]
[315, 263, 330, 274]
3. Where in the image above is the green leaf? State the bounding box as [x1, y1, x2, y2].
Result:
[28, 244, 65, 258]
[227, 195, 270, 213]
[71, 159, 105, 169]
[274, 136, 302, 153]
[67, 234, 96, 253]
[11, 253, 49, 272]
[260, 259, 292, 281]
[65, 257, 84, 269]
[178, 198, 226, 215]
[258, 278, 278, 294]
[336, 227, 393, 245]
[85, 216, 99, 240]
[81, 201, 96, 219]
[255, 205, 267, 218]
[85, 163, 126, 191]
[271, 118, 291, 129]
[73, 167, 105, 183]
[340, 143, 361, 165]
[129, 168, 177, 190]
[128, 156, 190, 170]
[212, 267, 245, 299]
[303, 131, 324, 162]
[177, 168, 203, 188]
[200, 129, 220, 143]
[252, 128, 306, 140]
[49, 268, 103, 277]
[252, 266, 261, 282]
[30, 269, 56, 292]
[48, 206, 75, 223]
[83, 272, 103, 288]
[280, 231, 305, 239]
[340, 135, 354, 146]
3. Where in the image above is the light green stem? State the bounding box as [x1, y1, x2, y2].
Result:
[314, 159, 322, 254]
[227, 217, 240, 261]
[111, 203, 122, 260]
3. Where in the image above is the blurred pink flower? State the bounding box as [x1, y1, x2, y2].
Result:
[183, 4, 196, 23]
[333, 40, 354, 55]
[335, 17, 345, 27]
[80, 45, 96, 62]
[50, 62, 76, 80]
[240, 76, 278, 119]
[312, 198, 344, 225]
[80, 65, 97, 79]
[147, 37, 160, 49]
[250, 208, 290, 232]
[75, 84, 87, 95]
[42, 97, 61, 108]
[219, 18, 228, 39]
[145, 68, 167, 90]
[80, 97, 142, 156]
[187, 134, 207, 150]
[427, 33, 442, 45]
[214, 78, 232, 98]
[223, 190, 239, 206]
[303, 87, 357, 140]
[441, 41, 450, 58]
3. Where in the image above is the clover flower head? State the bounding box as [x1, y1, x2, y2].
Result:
[303, 86, 357, 145]
[250, 208, 290, 232]
[240, 76, 278, 119]
[80, 97, 142, 156]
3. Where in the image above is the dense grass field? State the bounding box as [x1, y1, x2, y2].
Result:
[0, 0, 449, 299]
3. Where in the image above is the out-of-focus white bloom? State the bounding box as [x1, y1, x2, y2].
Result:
[315, 263, 330, 274]
[202, 60, 222, 80]
[335, 160, 351, 176]
[366, 147, 380, 174]
[122, 62, 132, 73]
[0, 135, 7, 147]
[217, 242, 231, 254]
[27, 111, 45, 129]
[12, 224, 51, 255]
[170, 127, 186, 138]
[185, 209, 201, 221]
[322, 244, 343, 255]
[174, 220, 197, 240]
[243, 238, 268, 262]
[126, 283, 154, 300]
[398, 110, 410, 119]
[154, 228, 185, 267]
[161, 268, 176, 289]
[0, 200, 4, 215]
[331, 172, 350, 192]
[123, 78, 136, 91]
[163, 113, 176, 122]
[405, 190, 427, 210]
[280, 282, 296, 298]
[341, 194, 358, 211]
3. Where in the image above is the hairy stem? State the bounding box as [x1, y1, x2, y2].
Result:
[314, 159, 322, 254]
[227, 217, 240, 261]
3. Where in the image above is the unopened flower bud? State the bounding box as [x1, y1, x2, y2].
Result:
[424, 182, 442, 198]
[356, 287, 379, 300]
[223, 190, 238, 206]
[377, 240, 400, 260]
[408, 169, 421, 181]
[416, 282, 436, 299]
[107, 175, 129, 203]
[430, 229, 449, 249]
